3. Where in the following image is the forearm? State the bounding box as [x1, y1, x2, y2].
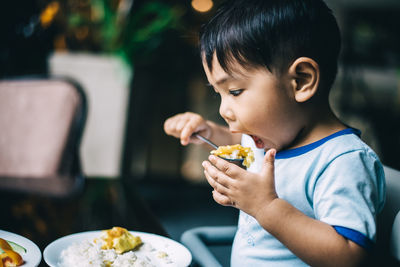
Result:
[207, 120, 242, 146]
[256, 198, 367, 267]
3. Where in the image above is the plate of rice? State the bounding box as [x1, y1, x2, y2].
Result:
[43, 228, 192, 267]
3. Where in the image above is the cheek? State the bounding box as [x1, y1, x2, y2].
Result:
[239, 101, 287, 136]
[239, 104, 270, 130]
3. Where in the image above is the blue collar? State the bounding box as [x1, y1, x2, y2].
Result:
[275, 128, 361, 159]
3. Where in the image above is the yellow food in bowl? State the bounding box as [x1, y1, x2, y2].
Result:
[98, 227, 142, 254]
[211, 144, 254, 168]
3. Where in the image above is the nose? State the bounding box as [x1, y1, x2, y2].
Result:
[219, 98, 235, 123]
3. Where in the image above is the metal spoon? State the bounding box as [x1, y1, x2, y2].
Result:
[192, 133, 218, 149]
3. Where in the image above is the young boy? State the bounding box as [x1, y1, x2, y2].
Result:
[164, 0, 385, 265]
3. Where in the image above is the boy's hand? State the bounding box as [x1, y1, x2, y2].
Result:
[202, 149, 278, 218]
[163, 112, 211, 146]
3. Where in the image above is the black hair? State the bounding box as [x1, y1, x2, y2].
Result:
[200, 0, 341, 90]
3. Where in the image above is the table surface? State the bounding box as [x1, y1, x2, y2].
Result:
[1, 178, 168, 267]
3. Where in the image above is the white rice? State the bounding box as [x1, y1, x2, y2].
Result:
[225, 149, 240, 159]
[59, 239, 156, 267]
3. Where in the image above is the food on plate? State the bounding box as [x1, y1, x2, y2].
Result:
[60, 227, 172, 267]
[211, 144, 254, 168]
[0, 238, 24, 267]
[98, 227, 142, 254]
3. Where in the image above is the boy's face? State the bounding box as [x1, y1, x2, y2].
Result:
[203, 54, 304, 151]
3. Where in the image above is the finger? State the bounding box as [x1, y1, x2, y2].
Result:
[164, 115, 184, 138]
[176, 114, 191, 131]
[203, 169, 217, 190]
[163, 117, 177, 136]
[180, 123, 196, 145]
[208, 155, 242, 177]
[183, 116, 208, 145]
[203, 169, 230, 195]
[261, 148, 276, 177]
[180, 113, 204, 145]
[212, 190, 234, 207]
[202, 160, 233, 189]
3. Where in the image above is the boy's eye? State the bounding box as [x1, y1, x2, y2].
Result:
[229, 89, 244, 96]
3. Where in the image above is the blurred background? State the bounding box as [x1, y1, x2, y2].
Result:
[1, 0, 400, 247]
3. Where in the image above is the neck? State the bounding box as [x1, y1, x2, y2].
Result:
[286, 105, 346, 150]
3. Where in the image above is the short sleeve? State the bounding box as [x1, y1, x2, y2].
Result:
[313, 149, 386, 246]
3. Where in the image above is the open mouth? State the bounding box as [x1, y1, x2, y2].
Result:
[250, 135, 265, 149]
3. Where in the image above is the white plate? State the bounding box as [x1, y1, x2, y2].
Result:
[44, 230, 192, 267]
[0, 229, 42, 267]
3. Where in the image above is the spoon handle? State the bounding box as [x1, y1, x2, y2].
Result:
[193, 133, 219, 149]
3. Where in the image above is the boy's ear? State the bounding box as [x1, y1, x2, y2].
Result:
[288, 57, 320, 103]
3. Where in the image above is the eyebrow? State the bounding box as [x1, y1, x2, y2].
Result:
[206, 73, 243, 89]
[215, 76, 233, 85]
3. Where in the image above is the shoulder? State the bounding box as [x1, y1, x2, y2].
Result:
[319, 133, 384, 184]
[278, 130, 385, 206]
[322, 132, 380, 162]
[315, 133, 386, 211]
[316, 132, 383, 180]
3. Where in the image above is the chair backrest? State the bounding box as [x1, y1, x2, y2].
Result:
[384, 166, 400, 261]
[0, 77, 87, 197]
[391, 211, 400, 261]
[375, 165, 400, 264]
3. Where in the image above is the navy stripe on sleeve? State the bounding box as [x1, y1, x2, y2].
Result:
[333, 226, 374, 251]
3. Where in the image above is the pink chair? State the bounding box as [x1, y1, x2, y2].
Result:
[0, 77, 87, 198]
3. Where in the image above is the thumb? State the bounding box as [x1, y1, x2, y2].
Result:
[261, 148, 276, 176]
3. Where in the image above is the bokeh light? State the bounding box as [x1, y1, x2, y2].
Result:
[191, 0, 213, 13]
